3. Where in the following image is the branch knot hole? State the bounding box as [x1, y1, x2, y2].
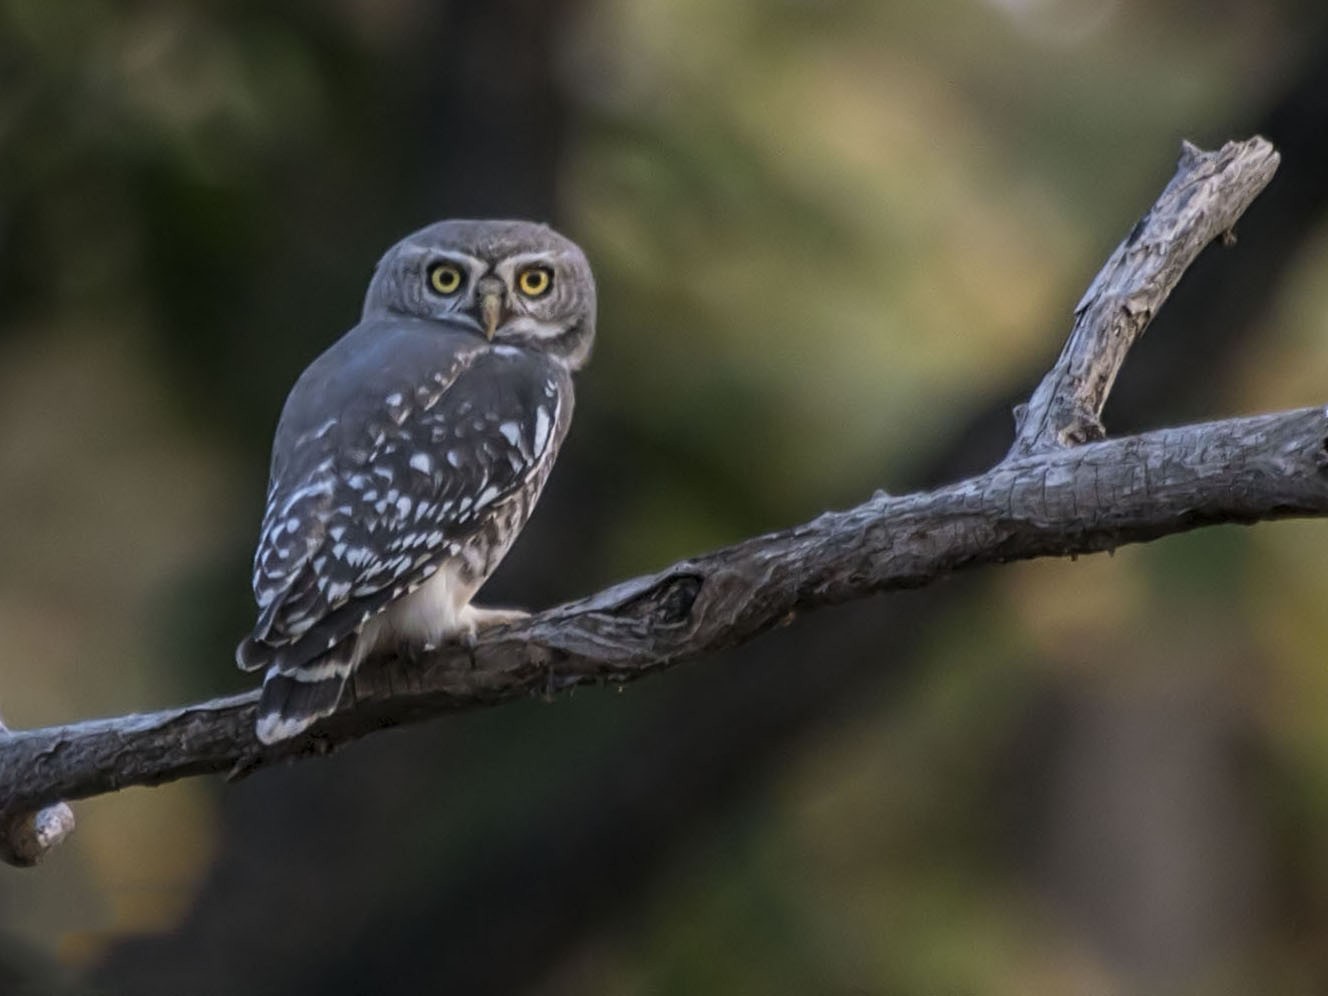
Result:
[615, 573, 703, 626]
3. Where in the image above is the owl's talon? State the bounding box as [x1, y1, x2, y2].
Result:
[449, 606, 529, 670]
[459, 627, 480, 670]
[399, 639, 441, 669]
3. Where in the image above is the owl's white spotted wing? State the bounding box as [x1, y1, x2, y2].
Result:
[236, 318, 569, 678]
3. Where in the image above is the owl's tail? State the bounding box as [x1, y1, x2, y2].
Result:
[254, 639, 357, 745]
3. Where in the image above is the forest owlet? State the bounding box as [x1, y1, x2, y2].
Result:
[236, 219, 595, 743]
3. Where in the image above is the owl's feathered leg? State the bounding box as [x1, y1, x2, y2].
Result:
[460, 606, 530, 630]
[255, 638, 359, 744]
[460, 607, 568, 699]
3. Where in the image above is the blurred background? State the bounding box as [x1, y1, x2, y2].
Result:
[3, 0, 1328, 993]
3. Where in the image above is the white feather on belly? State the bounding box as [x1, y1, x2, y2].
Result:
[358, 560, 481, 659]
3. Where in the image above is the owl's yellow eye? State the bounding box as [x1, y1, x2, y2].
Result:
[428, 262, 464, 296]
[516, 266, 553, 298]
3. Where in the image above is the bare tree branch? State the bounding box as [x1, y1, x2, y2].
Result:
[0, 719, 73, 866]
[4, 404, 1325, 816]
[1011, 137, 1279, 455]
[0, 136, 1307, 863]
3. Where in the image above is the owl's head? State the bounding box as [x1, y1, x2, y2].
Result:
[363, 219, 596, 370]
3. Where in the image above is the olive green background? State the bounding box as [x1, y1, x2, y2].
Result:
[4, 2, 1328, 993]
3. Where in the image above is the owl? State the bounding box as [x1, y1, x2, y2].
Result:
[236, 219, 596, 744]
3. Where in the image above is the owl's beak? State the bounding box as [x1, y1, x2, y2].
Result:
[479, 286, 504, 340]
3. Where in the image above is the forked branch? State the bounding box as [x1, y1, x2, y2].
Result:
[0, 136, 1305, 867]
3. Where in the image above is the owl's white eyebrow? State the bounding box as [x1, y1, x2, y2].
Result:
[421, 250, 487, 275]
[495, 251, 559, 276]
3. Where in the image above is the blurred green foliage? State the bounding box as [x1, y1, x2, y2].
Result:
[5, 1, 1328, 994]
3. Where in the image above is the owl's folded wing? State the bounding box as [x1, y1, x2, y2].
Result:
[236, 342, 568, 676]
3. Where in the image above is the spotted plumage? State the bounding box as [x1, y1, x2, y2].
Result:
[237, 220, 595, 743]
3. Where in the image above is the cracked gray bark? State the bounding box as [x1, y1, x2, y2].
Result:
[1010, 137, 1280, 456]
[0, 719, 73, 866]
[0, 135, 1311, 862]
